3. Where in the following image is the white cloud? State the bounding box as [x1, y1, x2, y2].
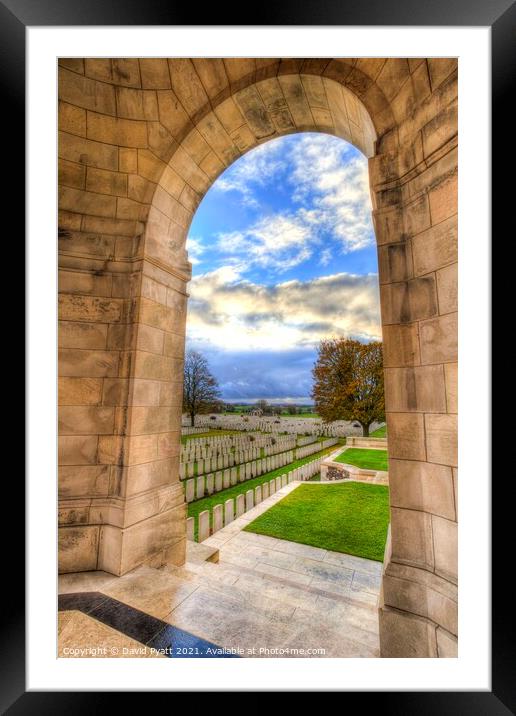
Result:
[185, 235, 205, 265]
[187, 267, 381, 352]
[217, 214, 314, 272]
[319, 247, 332, 266]
[213, 138, 287, 207]
[289, 134, 374, 253]
[206, 134, 375, 273]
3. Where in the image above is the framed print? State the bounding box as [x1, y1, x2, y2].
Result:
[9, 0, 511, 707]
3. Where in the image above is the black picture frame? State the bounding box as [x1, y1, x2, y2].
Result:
[9, 0, 511, 708]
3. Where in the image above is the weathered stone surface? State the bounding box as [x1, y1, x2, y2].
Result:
[389, 459, 455, 520]
[379, 606, 438, 658]
[425, 413, 458, 467]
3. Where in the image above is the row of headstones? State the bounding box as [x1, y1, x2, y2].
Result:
[194, 415, 350, 437]
[180, 426, 206, 436]
[182, 432, 262, 451]
[180, 451, 246, 479]
[184, 450, 295, 502]
[180, 444, 270, 479]
[182, 432, 296, 456]
[180, 433, 281, 461]
[295, 437, 337, 460]
[180, 436, 298, 479]
[297, 435, 319, 447]
[263, 436, 297, 456]
[187, 456, 324, 542]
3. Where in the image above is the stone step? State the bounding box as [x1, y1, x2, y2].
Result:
[164, 557, 379, 650]
[181, 563, 378, 650]
[185, 540, 219, 564]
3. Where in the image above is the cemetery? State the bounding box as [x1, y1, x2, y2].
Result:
[181, 422, 390, 545]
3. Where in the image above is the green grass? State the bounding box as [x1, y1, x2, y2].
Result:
[187, 443, 339, 540]
[369, 425, 387, 438]
[335, 448, 388, 471]
[293, 412, 320, 419]
[244, 482, 390, 561]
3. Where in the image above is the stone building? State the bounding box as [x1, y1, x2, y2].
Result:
[58, 57, 457, 657]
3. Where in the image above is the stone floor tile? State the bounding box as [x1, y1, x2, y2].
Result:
[102, 568, 200, 620]
[58, 610, 162, 658]
[252, 561, 313, 586]
[322, 551, 383, 575]
[58, 570, 118, 594]
[290, 556, 354, 585]
[350, 570, 382, 595]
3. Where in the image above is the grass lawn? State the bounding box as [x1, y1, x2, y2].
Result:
[370, 425, 387, 438]
[187, 443, 339, 540]
[335, 448, 388, 471]
[244, 482, 390, 561]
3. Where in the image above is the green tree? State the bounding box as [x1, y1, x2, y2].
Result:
[311, 338, 384, 437]
[183, 350, 221, 427]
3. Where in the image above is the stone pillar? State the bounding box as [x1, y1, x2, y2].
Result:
[58, 99, 190, 574]
[371, 61, 458, 657]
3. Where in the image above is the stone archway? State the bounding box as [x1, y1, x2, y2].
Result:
[58, 58, 457, 657]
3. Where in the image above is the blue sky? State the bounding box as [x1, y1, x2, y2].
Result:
[185, 133, 381, 403]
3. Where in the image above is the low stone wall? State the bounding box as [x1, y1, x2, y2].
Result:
[345, 436, 388, 449]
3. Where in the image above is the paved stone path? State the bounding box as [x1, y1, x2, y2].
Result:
[59, 482, 382, 658]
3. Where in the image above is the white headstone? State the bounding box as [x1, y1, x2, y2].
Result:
[224, 499, 234, 525]
[213, 504, 223, 532]
[186, 516, 194, 541]
[185, 479, 195, 503]
[206, 474, 214, 494]
[198, 511, 209, 542]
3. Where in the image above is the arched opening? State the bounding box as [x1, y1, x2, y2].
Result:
[177, 133, 390, 654]
[58, 59, 457, 657]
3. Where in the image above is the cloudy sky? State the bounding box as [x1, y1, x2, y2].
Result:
[185, 133, 381, 403]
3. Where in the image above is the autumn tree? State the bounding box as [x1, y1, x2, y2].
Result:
[311, 338, 384, 437]
[183, 350, 221, 427]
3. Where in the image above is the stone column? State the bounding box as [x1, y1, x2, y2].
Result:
[371, 61, 458, 657]
[59, 216, 189, 575]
